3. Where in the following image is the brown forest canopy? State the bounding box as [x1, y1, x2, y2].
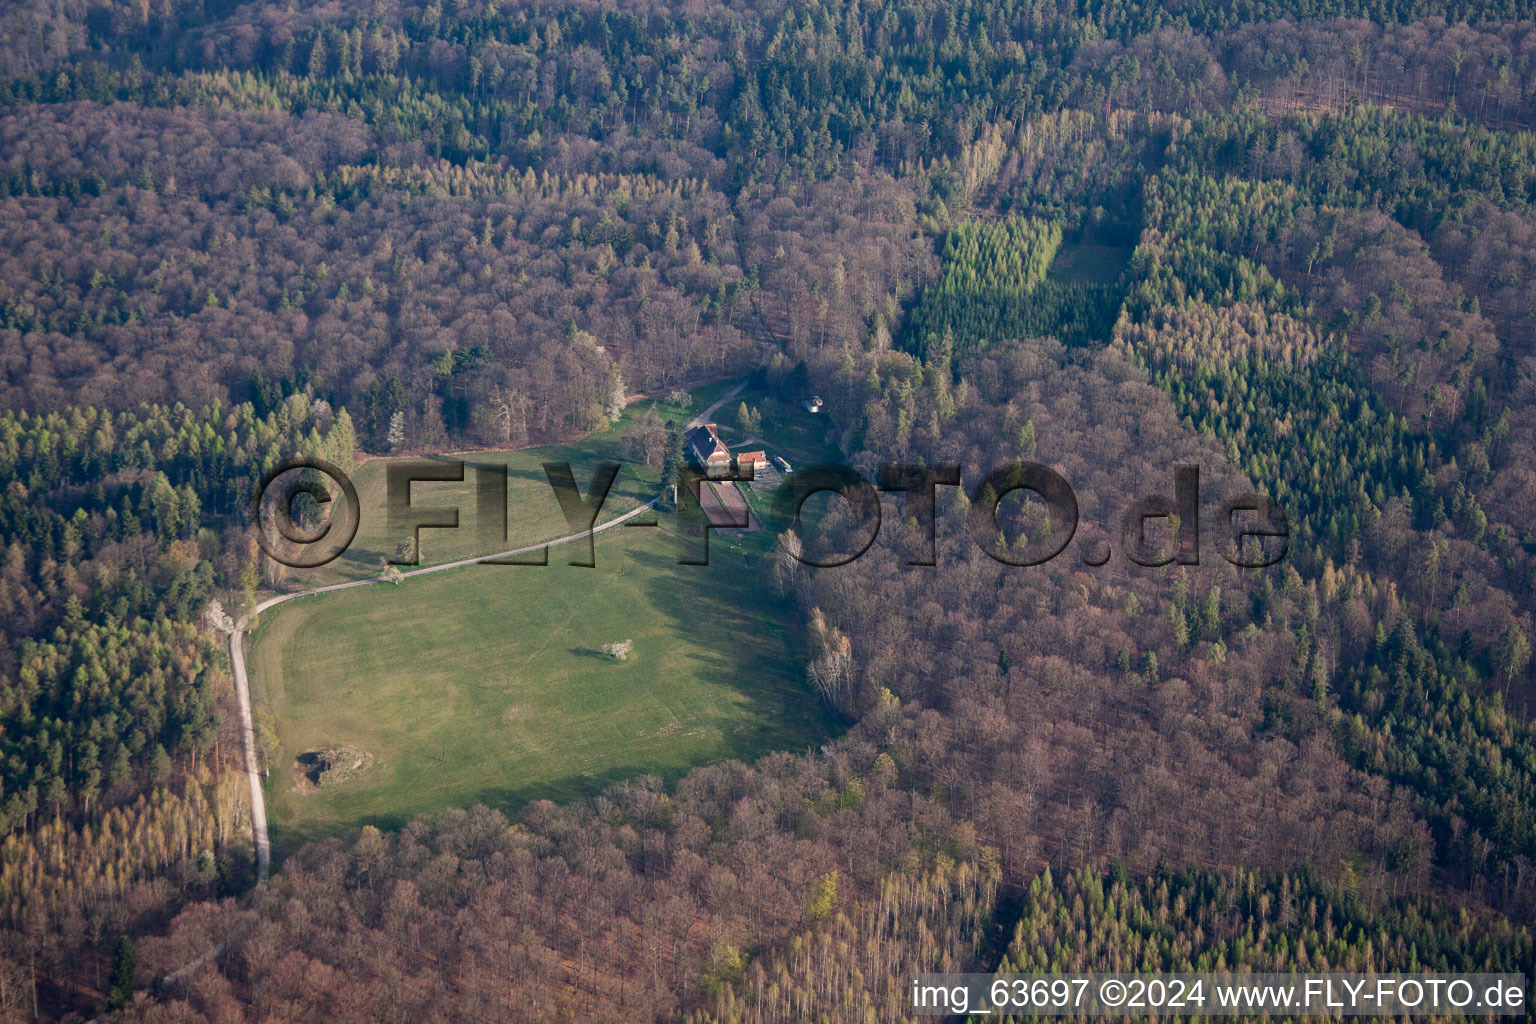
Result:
[4, 0, 1536, 1019]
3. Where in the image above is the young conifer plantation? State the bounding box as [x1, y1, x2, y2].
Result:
[1, 0, 1535, 1019]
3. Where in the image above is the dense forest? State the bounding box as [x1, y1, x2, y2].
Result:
[2, 0, 1536, 1019]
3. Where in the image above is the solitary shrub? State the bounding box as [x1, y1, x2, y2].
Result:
[601, 639, 634, 660]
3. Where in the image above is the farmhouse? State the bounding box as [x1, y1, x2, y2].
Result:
[686, 423, 732, 477]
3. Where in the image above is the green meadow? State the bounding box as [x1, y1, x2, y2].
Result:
[251, 379, 851, 850]
[254, 524, 833, 850]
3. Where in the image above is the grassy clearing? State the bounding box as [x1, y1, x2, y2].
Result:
[253, 376, 837, 850]
[1046, 243, 1133, 285]
[253, 513, 833, 853]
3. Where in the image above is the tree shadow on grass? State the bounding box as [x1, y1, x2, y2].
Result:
[569, 646, 625, 660]
[331, 545, 388, 570]
[628, 539, 837, 751]
[505, 464, 547, 485]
